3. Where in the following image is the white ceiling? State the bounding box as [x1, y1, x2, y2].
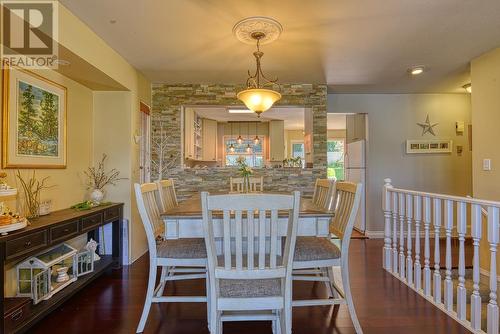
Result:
[194, 107, 305, 130]
[194, 107, 347, 130]
[60, 0, 500, 93]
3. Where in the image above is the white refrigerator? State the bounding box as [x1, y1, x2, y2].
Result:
[344, 140, 366, 232]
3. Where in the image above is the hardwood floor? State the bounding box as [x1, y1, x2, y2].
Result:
[31, 239, 471, 334]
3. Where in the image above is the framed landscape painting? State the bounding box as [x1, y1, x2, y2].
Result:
[2, 66, 67, 168]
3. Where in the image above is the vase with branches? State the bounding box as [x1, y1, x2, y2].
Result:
[84, 154, 125, 204]
[16, 171, 54, 219]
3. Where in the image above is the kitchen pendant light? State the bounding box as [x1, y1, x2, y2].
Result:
[236, 122, 243, 144]
[229, 123, 235, 152]
[253, 122, 260, 145]
[234, 17, 282, 117]
[246, 122, 252, 153]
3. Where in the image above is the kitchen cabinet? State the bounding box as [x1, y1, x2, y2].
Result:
[202, 119, 217, 161]
[269, 120, 285, 162]
[346, 114, 366, 143]
[184, 108, 202, 160]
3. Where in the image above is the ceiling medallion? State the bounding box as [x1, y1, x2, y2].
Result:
[234, 17, 282, 117]
[417, 114, 438, 136]
[233, 16, 283, 45]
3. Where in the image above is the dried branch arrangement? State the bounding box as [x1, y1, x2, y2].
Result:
[84, 154, 126, 190]
[151, 121, 180, 180]
[16, 170, 54, 218]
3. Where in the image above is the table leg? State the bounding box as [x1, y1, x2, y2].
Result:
[112, 218, 123, 269]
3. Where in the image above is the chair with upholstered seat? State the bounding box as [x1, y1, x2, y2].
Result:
[201, 191, 301, 334]
[292, 182, 363, 334]
[134, 182, 208, 333]
[229, 176, 264, 193]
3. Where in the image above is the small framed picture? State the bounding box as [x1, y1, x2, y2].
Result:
[406, 140, 453, 154]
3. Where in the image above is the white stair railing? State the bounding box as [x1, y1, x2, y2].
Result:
[382, 178, 499, 334]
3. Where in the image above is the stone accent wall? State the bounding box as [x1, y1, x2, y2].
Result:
[151, 83, 328, 198]
[166, 167, 324, 201]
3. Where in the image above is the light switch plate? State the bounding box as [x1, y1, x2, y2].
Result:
[483, 159, 492, 171]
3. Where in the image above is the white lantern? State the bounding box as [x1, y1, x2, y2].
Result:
[16, 243, 94, 304]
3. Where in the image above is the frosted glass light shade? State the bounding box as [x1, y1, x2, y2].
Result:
[237, 88, 281, 116]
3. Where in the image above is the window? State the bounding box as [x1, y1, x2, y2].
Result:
[327, 139, 344, 180]
[291, 142, 304, 159]
[225, 137, 264, 167]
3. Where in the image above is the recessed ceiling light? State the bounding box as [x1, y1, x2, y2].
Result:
[409, 66, 425, 75]
[228, 109, 254, 114]
[109, 19, 117, 24]
[54, 59, 71, 66]
[462, 83, 472, 93]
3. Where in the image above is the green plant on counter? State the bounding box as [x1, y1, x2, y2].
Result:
[70, 200, 111, 211]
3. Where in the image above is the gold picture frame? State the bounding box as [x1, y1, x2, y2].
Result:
[2, 66, 67, 168]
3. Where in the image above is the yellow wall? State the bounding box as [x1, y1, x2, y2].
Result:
[1, 69, 94, 296]
[285, 130, 305, 159]
[471, 47, 500, 277]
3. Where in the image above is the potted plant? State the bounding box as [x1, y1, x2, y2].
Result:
[84, 154, 125, 204]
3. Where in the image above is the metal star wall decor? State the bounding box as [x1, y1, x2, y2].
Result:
[417, 114, 438, 136]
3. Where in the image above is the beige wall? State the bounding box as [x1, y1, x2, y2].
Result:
[328, 94, 472, 233]
[471, 47, 500, 276]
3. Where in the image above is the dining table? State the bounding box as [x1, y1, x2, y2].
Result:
[161, 193, 334, 239]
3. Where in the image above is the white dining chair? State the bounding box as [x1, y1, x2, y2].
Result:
[229, 176, 264, 193]
[201, 191, 301, 334]
[292, 182, 363, 334]
[312, 178, 335, 211]
[134, 182, 208, 333]
[157, 178, 178, 212]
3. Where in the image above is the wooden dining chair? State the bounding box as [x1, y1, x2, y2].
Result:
[134, 182, 208, 333]
[157, 178, 178, 212]
[201, 191, 301, 334]
[229, 176, 264, 193]
[292, 182, 363, 334]
[312, 178, 335, 211]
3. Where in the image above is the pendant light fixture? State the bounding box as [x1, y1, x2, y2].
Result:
[246, 122, 252, 153]
[233, 17, 282, 117]
[229, 122, 235, 153]
[236, 122, 243, 145]
[253, 122, 260, 145]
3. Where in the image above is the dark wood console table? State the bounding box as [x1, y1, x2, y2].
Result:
[0, 203, 124, 333]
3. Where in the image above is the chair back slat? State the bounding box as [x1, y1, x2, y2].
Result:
[230, 176, 264, 193]
[201, 192, 300, 281]
[157, 179, 178, 212]
[134, 183, 165, 258]
[330, 182, 362, 245]
[313, 178, 335, 211]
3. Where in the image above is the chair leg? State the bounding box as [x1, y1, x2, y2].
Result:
[340, 262, 363, 334]
[205, 270, 211, 332]
[137, 262, 157, 333]
[284, 280, 292, 334]
[156, 266, 168, 297]
[326, 267, 341, 299]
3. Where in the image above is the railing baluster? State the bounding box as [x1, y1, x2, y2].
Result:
[414, 195, 422, 291]
[383, 179, 393, 271]
[399, 193, 406, 279]
[423, 196, 432, 296]
[433, 198, 442, 304]
[443, 199, 454, 311]
[392, 192, 399, 274]
[487, 206, 499, 334]
[456, 201, 467, 320]
[406, 194, 413, 286]
[471, 204, 482, 330]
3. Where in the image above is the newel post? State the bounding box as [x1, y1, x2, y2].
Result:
[383, 178, 393, 271]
